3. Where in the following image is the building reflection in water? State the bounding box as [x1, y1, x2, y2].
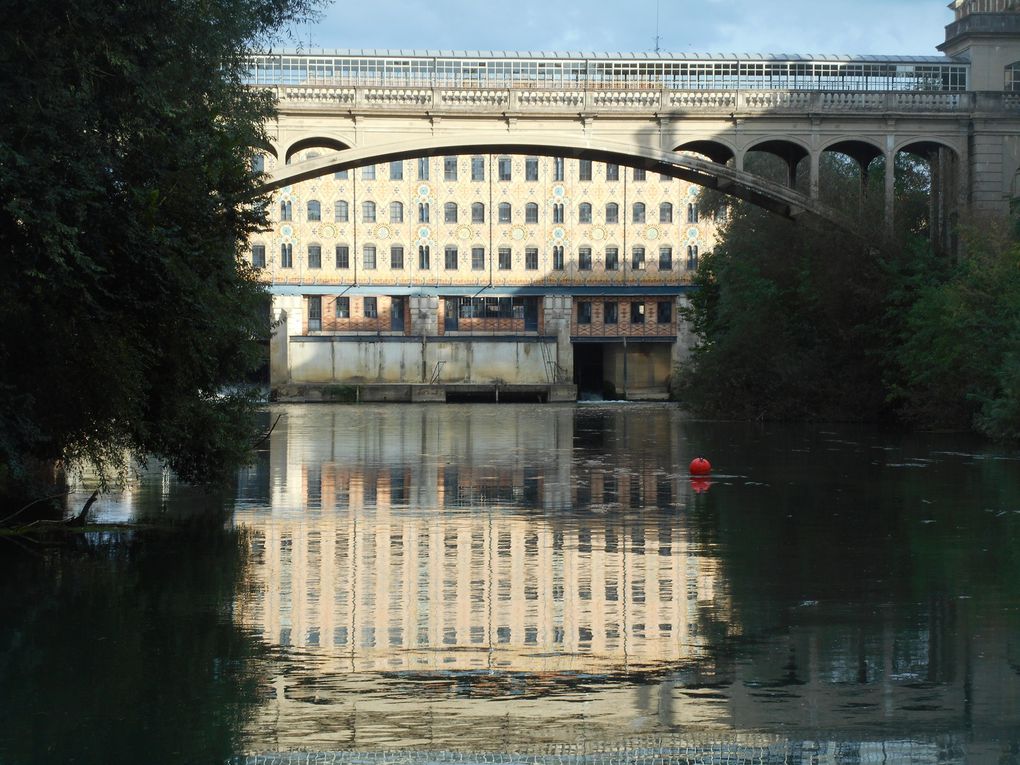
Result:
[235, 405, 729, 677]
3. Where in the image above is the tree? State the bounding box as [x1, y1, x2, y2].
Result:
[0, 0, 320, 504]
[676, 152, 932, 422]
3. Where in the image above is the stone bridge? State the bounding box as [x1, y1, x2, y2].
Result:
[250, 5, 1020, 243]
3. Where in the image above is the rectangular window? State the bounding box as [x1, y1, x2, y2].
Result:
[630, 301, 645, 324]
[498, 204, 511, 223]
[444, 246, 458, 270]
[417, 157, 430, 180]
[444, 203, 458, 223]
[498, 157, 512, 181]
[336, 296, 350, 318]
[471, 203, 485, 223]
[363, 296, 378, 319]
[471, 247, 485, 271]
[444, 156, 458, 181]
[307, 296, 322, 331]
[579, 160, 592, 181]
[657, 300, 673, 324]
[498, 247, 511, 270]
[525, 247, 538, 270]
[606, 163, 620, 181]
[525, 204, 538, 224]
[389, 201, 403, 223]
[308, 244, 321, 269]
[553, 157, 564, 182]
[605, 247, 619, 271]
[577, 301, 592, 325]
[251, 245, 265, 269]
[362, 201, 376, 223]
[335, 245, 350, 269]
[525, 157, 539, 181]
[390, 245, 404, 269]
[390, 161, 403, 180]
[632, 246, 646, 270]
[334, 169, 349, 180]
[334, 200, 349, 222]
[633, 168, 646, 181]
[658, 246, 672, 270]
[363, 244, 377, 270]
[362, 165, 376, 180]
[660, 172, 671, 182]
[578, 247, 592, 271]
[604, 301, 618, 324]
[552, 246, 564, 271]
[471, 156, 485, 181]
[281, 243, 293, 268]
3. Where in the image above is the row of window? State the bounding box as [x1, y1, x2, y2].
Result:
[282, 200, 705, 225]
[577, 300, 674, 325]
[306, 296, 673, 326]
[255, 244, 700, 271]
[303, 157, 677, 184]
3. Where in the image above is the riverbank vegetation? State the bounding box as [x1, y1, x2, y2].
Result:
[0, 0, 321, 509]
[677, 154, 1020, 440]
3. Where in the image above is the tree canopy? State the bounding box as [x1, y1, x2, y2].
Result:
[0, 0, 320, 502]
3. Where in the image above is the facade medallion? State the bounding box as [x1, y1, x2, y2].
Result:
[590, 226, 607, 242]
[511, 225, 526, 241]
[645, 226, 660, 240]
[418, 226, 431, 240]
[553, 185, 566, 199]
[281, 225, 293, 238]
[319, 224, 337, 239]
[417, 184, 430, 199]
[376, 225, 391, 240]
[552, 227, 565, 241]
[688, 227, 699, 239]
[457, 225, 473, 241]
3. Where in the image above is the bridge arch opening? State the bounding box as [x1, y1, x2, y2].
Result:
[284, 136, 353, 165]
[673, 140, 735, 166]
[895, 140, 962, 252]
[820, 139, 885, 213]
[743, 139, 810, 190]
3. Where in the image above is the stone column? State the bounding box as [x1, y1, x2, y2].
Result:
[270, 294, 304, 389]
[884, 147, 896, 238]
[542, 295, 574, 383]
[809, 151, 821, 199]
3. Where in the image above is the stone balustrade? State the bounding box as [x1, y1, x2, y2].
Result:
[272, 84, 1004, 115]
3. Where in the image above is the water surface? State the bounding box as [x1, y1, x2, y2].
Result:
[2, 404, 1019, 764]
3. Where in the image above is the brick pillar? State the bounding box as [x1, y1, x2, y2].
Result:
[270, 294, 304, 389]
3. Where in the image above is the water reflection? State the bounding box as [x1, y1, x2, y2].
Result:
[229, 405, 1020, 759]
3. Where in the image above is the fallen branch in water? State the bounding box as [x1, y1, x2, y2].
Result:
[0, 491, 72, 527]
[73, 490, 100, 527]
[251, 414, 282, 449]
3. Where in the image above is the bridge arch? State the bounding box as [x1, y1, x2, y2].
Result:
[673, 139, 736, 165]
[284, 136, 353, 164]
[260, 133, 854, 232]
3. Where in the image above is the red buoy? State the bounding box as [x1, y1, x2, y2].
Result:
[689, 457, 712, 476]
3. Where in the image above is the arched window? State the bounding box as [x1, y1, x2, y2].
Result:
[659, 202, 673, 223]
[687, 203, 699, 223]
[251, 154, 265, 174]
[632, 202, 646, 224]
[553, 204, 564, 224]
[471, 202, 485, 223]
[389, 201, 403, 223]
[444, 202, 458, 223]
[307, 200, 321, 222]
[362, 200, 376, 223]
[605, 203, 619, 224]
[280, 200, 292, 221]
[418, 203, 430, 223]
[418, 245, 430, 270]
[525, 203, 539, 224]
[1006, 61, 1020, 91]
[334, 200, 349, 222]
[578, 203, 592, 224]
[498, 202, 512, 223]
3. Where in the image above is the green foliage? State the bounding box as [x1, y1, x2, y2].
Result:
[677, 152, 931, 423]
[888, 222, 1020, 438]
[0, 0, 320, 496]
[681, 148, 1020, 441]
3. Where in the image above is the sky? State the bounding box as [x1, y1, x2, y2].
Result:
[283, 0, 955, 57]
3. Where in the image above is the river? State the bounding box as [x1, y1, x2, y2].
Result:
[1, 403, 1019, 764]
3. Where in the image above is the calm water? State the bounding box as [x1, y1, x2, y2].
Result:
[2, 404, 1020, 764]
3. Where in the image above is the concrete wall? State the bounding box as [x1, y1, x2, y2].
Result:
[287, 337, 554, 385]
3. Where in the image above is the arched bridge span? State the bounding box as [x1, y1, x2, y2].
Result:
[259, 134, 855, 232]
